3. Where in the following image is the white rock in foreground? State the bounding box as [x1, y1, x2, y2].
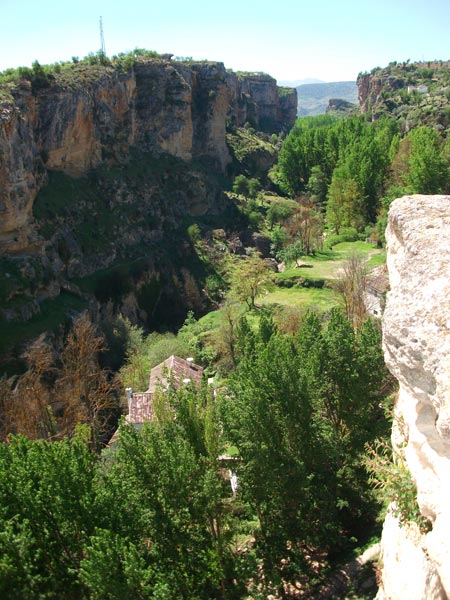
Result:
[377, 195, 450, 600]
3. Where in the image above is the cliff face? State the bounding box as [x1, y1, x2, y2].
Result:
[226, 72, 297, 131]
[378, 195, 450, 600]
[0, 59, 297, 255]
[0, 59, 296, 356]
[357, 73, 404, 115]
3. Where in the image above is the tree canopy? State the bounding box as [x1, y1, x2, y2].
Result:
[0, 308, 393, 598]
[275, 113, 449, 238]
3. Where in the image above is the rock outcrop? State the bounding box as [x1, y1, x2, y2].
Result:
[326, 98, 356, 114]
[0, 59, 297, 255]
[356, 72, 404, 116]
[227, 72, 297, 132]
[377, 195, 450, 600]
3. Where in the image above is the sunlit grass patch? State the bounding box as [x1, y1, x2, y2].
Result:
[261, 286, 338, 311]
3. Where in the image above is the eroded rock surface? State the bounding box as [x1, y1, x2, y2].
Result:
[0, 60, 297, 255]
[0, 59, 297, 330]
[378, 194, 450, 600]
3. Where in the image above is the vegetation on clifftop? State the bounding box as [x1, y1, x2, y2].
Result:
[358, 60, 450, 129]
[0, 49, 220, 102]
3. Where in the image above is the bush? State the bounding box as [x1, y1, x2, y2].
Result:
[366, 439, 431, 532]
[187, 223, 201, 245]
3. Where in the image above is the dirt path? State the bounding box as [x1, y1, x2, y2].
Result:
[331, 248, 383, 280]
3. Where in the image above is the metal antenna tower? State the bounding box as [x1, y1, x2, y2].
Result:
[99, 16, 106, 59]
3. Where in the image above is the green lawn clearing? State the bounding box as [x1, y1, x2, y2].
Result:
[278, 241, 385, 283]
[261, 286, 338, 312]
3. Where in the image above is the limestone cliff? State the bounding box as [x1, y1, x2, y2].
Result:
[226, 72, 297, 132]
[0, 59, 297, 255]
[0, 58, 296, 352]
[356, 72, 404, 116]
[377, 195, 450, 600]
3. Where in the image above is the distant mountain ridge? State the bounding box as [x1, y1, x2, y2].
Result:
[295, 81, 358, 116]
[278, 77, 324, 87]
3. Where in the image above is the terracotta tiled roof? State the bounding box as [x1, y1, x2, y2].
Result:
[109, 357, 204, 442]
[148, 355, 204, 393]
[127, 392, 154, 424]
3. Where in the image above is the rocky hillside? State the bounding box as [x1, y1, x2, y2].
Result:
[0, 57, 296, 364]
[357, 60, 450, 129]
[378, 195, 450, 600]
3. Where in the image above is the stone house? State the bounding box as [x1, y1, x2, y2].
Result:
[108, 356, 204, 446]
[126, 355, 204, 425]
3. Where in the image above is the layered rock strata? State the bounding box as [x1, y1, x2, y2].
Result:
[378, 194, 450, 600]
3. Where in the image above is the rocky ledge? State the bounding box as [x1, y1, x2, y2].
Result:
[378, 195, 450, 600]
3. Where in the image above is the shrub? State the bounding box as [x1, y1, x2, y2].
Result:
[187, 223, 201, 245]
[365, 439, 431, 533]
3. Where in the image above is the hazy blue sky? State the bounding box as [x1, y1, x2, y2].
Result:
[1, 0, 449, 83]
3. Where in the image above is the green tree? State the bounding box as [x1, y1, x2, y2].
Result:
[306, 164, 328, 207]
[302, 310, 390, 531]
[97, 384, 235, 599]
[222, 310, 391, 583]
[277, 115, 338, 196]
[223, 324, 329, 578]
[0, 385, 238, 599]
[276, 114, 397, 230]
[247, 177, 262, 199]
[268, 224, 288, 256]
[326, 167, 362, 233]
[187, 223, 201, 245]
[0, 427, 98, 599]
[266, 202, 293, 230]
[232, 174, 250, 197]
[227, 251, 275, 310]
[277, 240, 303, 265]
[406, 127, 448, 193]
[120, 331, 190, 391]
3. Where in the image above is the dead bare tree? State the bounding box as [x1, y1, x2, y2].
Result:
[213, 300, 241, 371]
[1, 314, 119, 446]
[57, 312, 120, 446]
[0, 337, 56, 440]
[334, 252, 368, 329]
[287, 196, 324, 256]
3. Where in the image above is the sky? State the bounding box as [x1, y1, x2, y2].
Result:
[0, 0, 449, 84]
